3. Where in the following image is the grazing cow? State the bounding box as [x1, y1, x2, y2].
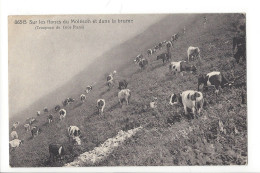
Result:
[118, 89, 131, 106]
[147, 49, 153, 57]
[157, 53, 170, 64]
[9, 139, 24, 150]
[55, 105, 60, 112]
[118, 80, 128, 90]
[134, 54, 143, 64]
[187, 46, 201, 61]
[48, 114, 53, 124]
[43, 107, 48, 113]
[150, 97, 158, 109]
[80, 94, 86, 102]
[169, 90, 205, 118]
[10, 131, 18, 140]
[49, 144, 65, 162]
[29, 118, 36, 125]
[31, 126, 41, 138]
[59, 109, 67, 120]
[166, 41, 173, 49]
[169, 61, 197, 75]
[198, 71, 232, 96]
[158, 42, 163, 50]
[97, 99, 105, 115]
[138, 58, 148, 69]
[85, 85, 93, 93]
[233, 36, 246, 63]
[24, 124, 30, 131]
[171, 34, 179, 42]
[107, 79, 114, 88]
[12, 122, 20, 129]
[37, 111, 40, 116]
[63, 98, 75, 106]
[68, 126, 81, 145]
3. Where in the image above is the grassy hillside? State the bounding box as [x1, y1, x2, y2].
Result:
[9, 13, 247, 167]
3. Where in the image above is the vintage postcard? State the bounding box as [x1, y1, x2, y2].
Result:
[8, 14, 247, 167]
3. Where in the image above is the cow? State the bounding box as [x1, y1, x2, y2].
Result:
[157, 53, 170, 64]
[158, 42, 163, 50]
[107, 79, 114, 89]
[10, 131, 18, 140]
[59, 109, 67, 120]
[137, 58, 148, 69]
[97, 99, 105, 115]
[29, 118, 36, 125]
[49, 144, 65, 162]
[48, 114, 53, 124]
[134, 54, 143, 64]
[169, 61, 197, 75]
[37, 111, 40, 116]
[55, 105, 60, 112]
[43, 107, 48, 113]
[86, 85, 93, 93]
[169, 90, 205, 118]
[118, 89, 131, 106]
[9, 139, 24, 151]
[233, 36, 246, 63]
[171, 34, 179, 42]
[24, 124, 30, 131]
[198, 71, 232, 96]
[63, 98, 75, 106]
[12, 122, 19, 129]
[31, 126, 41, 138]
[166, 41, 173, 49]
[147, 49, 153, 57]
[118, 80, 128, 90]
[68, 126, 81, 145]
[187, 46, 201, 61]
[80, 94, 86, 102]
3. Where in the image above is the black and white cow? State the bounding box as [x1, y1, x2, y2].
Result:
[24, 124, 30, 131]
[233, 36, 246, 63]
[169, 90, 205, 118]
[43, 107, 48, 113]
[55, 105, 60, 112]
[187, 46, 201, 61]
[198, 71, 232, 96]
[169, 61, 197, 75]
[166, 41, 173, 49]
[63, 98, 75, 106]
[157, 53, 171, 64]
[49, 144, 65, 162]
[97, 99, 105, 115]
[158, 42, 163, 50]
[134, 54, 143, 64]
[171, 34, 179, 42]
[68, 126, 81, 145]
[59, 109, 67, 120]
[118, 89, 131, 106]
[138, 58, 148, 69]
[48, 114, 53, 124]
[31, 126, 41, 138]
[118, 80, 128, 90]
[86, 85, 93, 93]
[147, 49, 153, 57]
[80, 94, 86, 102]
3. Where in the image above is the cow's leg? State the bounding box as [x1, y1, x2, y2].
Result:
[184, 106, 188, 115]
[192, 107, 196, 119]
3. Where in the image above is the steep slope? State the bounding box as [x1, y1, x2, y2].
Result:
[9, 13, 246, 167]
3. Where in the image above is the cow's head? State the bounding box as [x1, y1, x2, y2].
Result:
[169, 93, 182, 105]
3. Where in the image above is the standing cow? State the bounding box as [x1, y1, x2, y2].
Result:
[86, 85, 93, 93]
[59, 109, 67, 120]
[157, 53, 171, 64]
[233, 36, 246, 64]
[97, 99, 105, 115]
[118, 89, 131, 107]
[55, 105, 61, 112]
[31, 126, 41, 138]
[68, 126, 81, 145]
[187, 46, 201, 61]
[48, 114, 53, 124]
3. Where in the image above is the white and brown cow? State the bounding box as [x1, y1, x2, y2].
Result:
[187, 46, 201, 61]
[169, 61, 197, 75]
[10, 131, 18, 140]
[169, 90, 205, 118]
[9, 139, 24, 151]
[118, 89, 131, 107]
[80, 94, 86, 102]
[59, 109, 67, 120]
[97, 99, 105, 115]
[24, 124, 30, 131]
[85, 85, 93, 93]
[118, 80, 128, 90]
[198, 71, 232, 96]
[68, 126, 81, 145]
[49, 144, 65, 162]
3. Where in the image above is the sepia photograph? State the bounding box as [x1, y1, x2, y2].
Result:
[7, 13, 247, 168]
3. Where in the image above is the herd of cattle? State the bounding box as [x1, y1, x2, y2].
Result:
[9, 16, 246, 163]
